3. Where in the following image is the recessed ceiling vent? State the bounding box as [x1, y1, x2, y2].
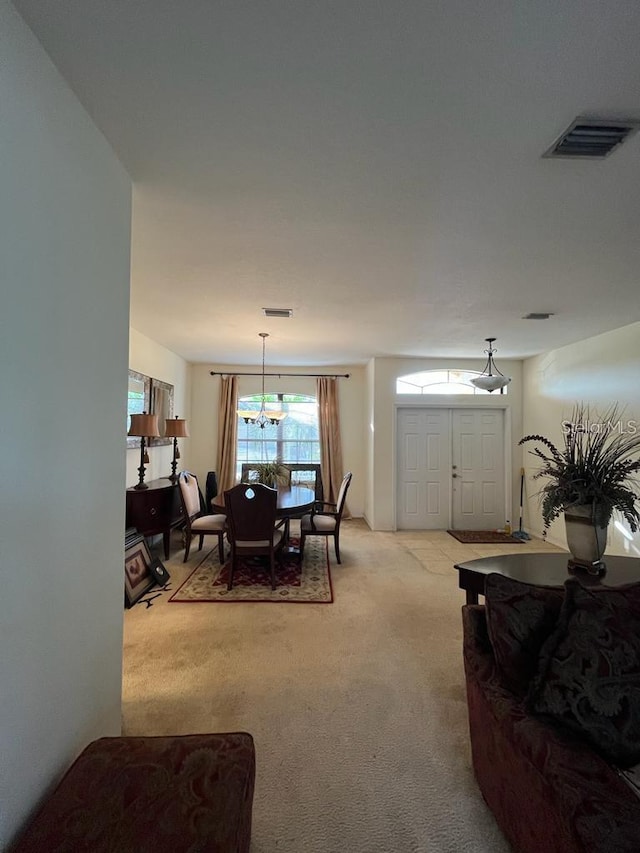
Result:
[522, 312, 554, 320]
[543, 118, 639, 159]
[262, 307, 293, 318]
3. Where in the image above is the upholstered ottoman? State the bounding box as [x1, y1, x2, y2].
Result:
[11, 732, 255, 853]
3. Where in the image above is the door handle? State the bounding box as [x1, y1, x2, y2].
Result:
[452, 473, 458, 478]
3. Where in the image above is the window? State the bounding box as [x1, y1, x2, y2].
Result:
[236, 394, 320, 480]
[396, 369, 507, 395]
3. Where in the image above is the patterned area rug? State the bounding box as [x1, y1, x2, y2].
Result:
[447, 529, 524, 544]
[169, 538, 333, 603]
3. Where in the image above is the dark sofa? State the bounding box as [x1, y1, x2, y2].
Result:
[462, 599, 640, 852]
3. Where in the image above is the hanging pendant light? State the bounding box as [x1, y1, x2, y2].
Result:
[469, 337, 511, 393]
[236, 333, 287, 428]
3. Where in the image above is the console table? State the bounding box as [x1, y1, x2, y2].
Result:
[126, 478, 183, 559]
[454, 552, 640, 605]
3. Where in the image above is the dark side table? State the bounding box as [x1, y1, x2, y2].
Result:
[126, 478, 183, 559]
[454, 552, 640, 605]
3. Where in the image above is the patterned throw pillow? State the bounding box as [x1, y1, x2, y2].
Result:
[527, 578, 640, 768]
[485, 573, 564, 695]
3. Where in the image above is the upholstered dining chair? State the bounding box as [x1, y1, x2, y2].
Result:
[178, 471, 227, 564]
[224, 483, 287, 591]
[299, 472, 352, 564]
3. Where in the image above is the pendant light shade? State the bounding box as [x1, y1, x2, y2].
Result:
[236, 333, 287, 428]
[469, 338, 511, 393]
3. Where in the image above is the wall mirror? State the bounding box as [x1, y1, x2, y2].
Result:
[127, 370, 151, 448]
[149, 378, 174, 446]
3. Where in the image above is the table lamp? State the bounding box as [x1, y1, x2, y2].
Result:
[165, 415, 189, 483]
[128, 412, 160, 489]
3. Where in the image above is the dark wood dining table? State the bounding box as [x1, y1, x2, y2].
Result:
[211, 485, 316, 556]
[211, 484, 316, 519]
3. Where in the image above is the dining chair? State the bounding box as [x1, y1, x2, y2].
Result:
[224, 483, 287, 590]
[178, 471, 227, 564]
[284, 463, 323, 501]
[299, 472, 352, 564]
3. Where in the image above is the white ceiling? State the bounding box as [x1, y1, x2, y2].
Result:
[14, 0, 640, 366]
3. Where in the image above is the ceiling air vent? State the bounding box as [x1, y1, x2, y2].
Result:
[543, 118, 639, 159]
[262, 307, 293, 318]
[522, 312, 554, 320]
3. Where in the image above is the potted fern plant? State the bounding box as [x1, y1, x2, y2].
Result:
[519, 403, 640, 571]
[242, 459, 290, 489]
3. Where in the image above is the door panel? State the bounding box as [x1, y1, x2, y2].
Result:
[482, 482, 497, 513]
[405, 482, 418, 515]
[396, 407, 506, 530]
[451, 410, 504, 530]
[460, 480, 474, 514]
[397, 409, 451, 529]
[426, 482, 441, 514]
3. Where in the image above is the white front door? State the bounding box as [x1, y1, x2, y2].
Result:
[396, 408, 451, 530]
[451, 409, 505, 530]
[396, 407, 506, 530]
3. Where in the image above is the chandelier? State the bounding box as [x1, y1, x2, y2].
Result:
[469, 337, 511, 393]
[236, 333, 287, 428]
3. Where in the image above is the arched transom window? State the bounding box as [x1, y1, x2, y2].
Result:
[396, 369, 507, 395]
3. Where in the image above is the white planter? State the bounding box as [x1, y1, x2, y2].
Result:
[564, 504, 608, 572]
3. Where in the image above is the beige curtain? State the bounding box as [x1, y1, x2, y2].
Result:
[317, 377, 347, 513]
[215, 374, 238, 498]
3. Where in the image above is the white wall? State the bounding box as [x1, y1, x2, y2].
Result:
[0, 3, 131, 847]
[522, 322, 640, 556]
[189, 364, 366, 517]
[127, 328, 191, 487]
[369, 356, 523, 530]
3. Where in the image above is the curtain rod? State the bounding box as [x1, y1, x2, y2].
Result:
[209, 371, 350, 378]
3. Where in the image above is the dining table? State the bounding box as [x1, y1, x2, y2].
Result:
[211, 484, 316, 556]
[211, 484, 317, 519]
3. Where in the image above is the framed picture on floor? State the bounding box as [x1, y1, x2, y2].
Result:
[124, 538, 156, 607]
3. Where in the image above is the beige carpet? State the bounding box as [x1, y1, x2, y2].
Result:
[122, 521, 562, 852]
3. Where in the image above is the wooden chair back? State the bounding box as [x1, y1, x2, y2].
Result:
[335, 472, 353, 519]
[178, 471, 202, 524]
[224, 483, 279, 544]
[240, 463, 322, 500]
[284, 463, 323, 501]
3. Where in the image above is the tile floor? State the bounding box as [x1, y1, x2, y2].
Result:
[394, 529, 565, 576]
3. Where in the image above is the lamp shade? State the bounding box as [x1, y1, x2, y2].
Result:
[128, 413, 160, 438]
[236, 408, 287, 426]
[469, 337, 511, 393]
[165, 417, 189, 438]
[469, 374, 511, 392]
